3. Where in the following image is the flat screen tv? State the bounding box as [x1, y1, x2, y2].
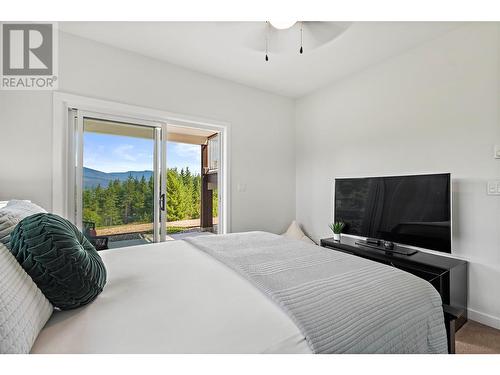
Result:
[334, 173, 451, 253]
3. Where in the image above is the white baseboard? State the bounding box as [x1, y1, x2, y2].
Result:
[468, 308, 500, 330]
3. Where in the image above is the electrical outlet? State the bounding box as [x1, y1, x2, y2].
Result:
[487, 180, 500, 195]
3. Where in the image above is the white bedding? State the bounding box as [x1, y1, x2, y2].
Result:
[32, 240, 311, 354]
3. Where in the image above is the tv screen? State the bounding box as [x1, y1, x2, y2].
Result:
[334, 173, 451, 253]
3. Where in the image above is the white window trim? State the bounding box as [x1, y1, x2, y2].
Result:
[52, 91, 231, 234]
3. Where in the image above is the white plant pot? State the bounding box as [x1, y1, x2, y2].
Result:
[333, 233, 341, 241]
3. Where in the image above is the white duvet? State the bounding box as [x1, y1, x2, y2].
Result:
[32, 240, 310, 354]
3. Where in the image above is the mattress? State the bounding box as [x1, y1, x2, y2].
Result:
[31, 240, 311, 354]
[186, 232, 448, 354]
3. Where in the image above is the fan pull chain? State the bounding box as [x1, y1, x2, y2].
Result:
[265, 21, 269, 61]
[299, 22, 303, 54]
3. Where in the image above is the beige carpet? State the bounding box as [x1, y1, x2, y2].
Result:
[456, 320, 500, 354]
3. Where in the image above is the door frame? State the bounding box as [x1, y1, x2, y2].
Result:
[53, 92, 231, 235]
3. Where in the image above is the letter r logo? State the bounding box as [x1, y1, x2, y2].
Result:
[2, 23, 53, 75]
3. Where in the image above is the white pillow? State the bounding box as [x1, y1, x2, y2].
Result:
[0, 243, 53, 353]
[0, 200, 46, 246]
[282, 221, 316, 245]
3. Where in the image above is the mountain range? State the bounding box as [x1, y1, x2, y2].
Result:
[83, 167, 153, 189]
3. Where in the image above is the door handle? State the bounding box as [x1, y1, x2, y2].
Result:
[159, 193, 165, 211]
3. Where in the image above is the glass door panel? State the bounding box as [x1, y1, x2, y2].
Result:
[80, 117, 159, 249]
[165, 124, 220, 239]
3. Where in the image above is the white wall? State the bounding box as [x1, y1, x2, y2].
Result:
[0, 92, 52, 208]
[0, 31, 296, 234]
[295, 23, 500, 328]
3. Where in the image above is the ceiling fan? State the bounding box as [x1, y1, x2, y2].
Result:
[255, 21, 351, 61]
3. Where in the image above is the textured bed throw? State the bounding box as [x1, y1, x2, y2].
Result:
[0, 200, 46, 246]
[185, 232, 448, 354]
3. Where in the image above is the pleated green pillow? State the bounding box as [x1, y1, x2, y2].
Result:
[9, 213, 107, 310]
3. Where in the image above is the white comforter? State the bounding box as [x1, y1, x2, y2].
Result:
[32, 240, 310, 354]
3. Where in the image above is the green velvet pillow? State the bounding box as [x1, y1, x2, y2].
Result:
[9, 213, 107, 310]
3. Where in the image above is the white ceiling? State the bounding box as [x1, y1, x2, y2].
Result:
[60, 22, 463, 98]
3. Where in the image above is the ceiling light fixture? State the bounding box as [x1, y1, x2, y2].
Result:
[265, 21, 303, 62]
[269, 20, 297, 30]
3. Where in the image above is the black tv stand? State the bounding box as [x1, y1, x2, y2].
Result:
[320, 236, 468, 334]
[354, 239, 418, 256]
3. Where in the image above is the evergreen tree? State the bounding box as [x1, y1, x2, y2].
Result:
[121, 176, 136, 223]
[191, 175, 201, 219]
[102, 185, 120, 226]
[212, 187, 218, 218]
[82, 167, 210, 227]
[166, 168, 189, 221]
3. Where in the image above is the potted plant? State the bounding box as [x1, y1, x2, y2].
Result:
[329, 222, 345, 242]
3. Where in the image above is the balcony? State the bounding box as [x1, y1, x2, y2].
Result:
[82, 129, 220, 250]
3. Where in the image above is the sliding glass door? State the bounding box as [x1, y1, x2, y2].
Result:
[69, 108, 226, 249]
[72, 111, 166, 249]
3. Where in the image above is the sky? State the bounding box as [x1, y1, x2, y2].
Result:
[83, 132, 201, 174]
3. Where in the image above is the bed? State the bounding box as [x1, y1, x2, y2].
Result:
[31, 232, 447, 354]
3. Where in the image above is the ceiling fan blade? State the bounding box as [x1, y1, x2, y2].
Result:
[235, 21, 353, 54]
[241, 22, 288, 53]
[302, 22, 352, 46]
